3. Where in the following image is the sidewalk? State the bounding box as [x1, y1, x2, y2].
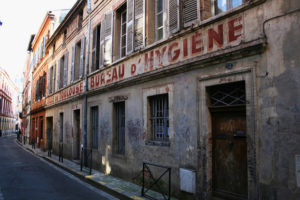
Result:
[16, 140, 177, 200]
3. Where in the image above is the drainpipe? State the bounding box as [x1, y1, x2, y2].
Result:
[83, 0, 92, 165]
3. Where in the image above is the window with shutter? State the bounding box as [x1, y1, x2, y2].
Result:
[99, 19, 105, 67]
[104, 12, 113, 65]
[183, 0, 198, 27]
[126, 0, 134, 54]
[47, 69, 51, 95]
[52, 64, 56, 93]
[71, 45, 75, 82]
[63, 52, 69, 87]
[92, 26, 101, 72]
[134, 0, 144, 49]
[79, 37, 86, 78]
[168, 0, 179, 33]
[154, 0, 168, 42]
[57, 59, 61, 89]
[74, 41, 81, 80]
[214, 0, 243, 15]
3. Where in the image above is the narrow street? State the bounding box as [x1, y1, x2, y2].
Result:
[0, 135, 118, 200]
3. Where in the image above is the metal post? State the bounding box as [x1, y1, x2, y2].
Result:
[82, 0, 91, 167]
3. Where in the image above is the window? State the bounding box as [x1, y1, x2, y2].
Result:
[59, 56, 65, 89]
[78, 10, 83, 30]
[49, 66, 53, 94]
[113, 102, 125, 154]
[155, 0, 164, 41]
[91, 24, 101, 71]
[71, 37, 85, 82]
[148, 94, 169, 141]
[120, 9, 127, 57]
[74, 41, 81, 80]
[91, 106, 99, 149]
[113, 3, 127, 61]
[214, 0, 243, 15]
[58, 52, 69, 89]
[35, 73, 46, 101]
[63, 30, 67, 46]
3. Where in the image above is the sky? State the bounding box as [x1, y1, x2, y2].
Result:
[0, 0, 77, 90]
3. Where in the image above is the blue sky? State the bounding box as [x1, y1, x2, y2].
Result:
[0, 0, 77, 88]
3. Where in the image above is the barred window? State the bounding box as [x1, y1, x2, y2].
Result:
[149, 94, 169, 141]
[114, 101, 125, 154]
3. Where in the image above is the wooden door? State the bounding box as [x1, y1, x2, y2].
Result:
[212, 109, 247, 199]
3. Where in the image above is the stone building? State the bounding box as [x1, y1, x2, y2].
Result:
[30, 10, 69, 148]
[0, 68, 18, 134]
[21, 34, 35, 143]
[42, 0, 299, 199]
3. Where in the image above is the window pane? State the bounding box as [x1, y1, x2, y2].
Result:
[156, 28, 163, 41]
[156, 0, 163, 13]
[157, 13, 163, 28]
[217, 0, 227, 13]
[232, 0, 242, 8]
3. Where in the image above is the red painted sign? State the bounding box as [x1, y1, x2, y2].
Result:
[46, 81, 84, 106]
[89, 15, 243, 91]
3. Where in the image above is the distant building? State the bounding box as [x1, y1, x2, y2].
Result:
[0, 68, 18, 133]
[21, 34, 35, 143]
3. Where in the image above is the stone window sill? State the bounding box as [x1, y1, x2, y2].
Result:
[145, 140, 170, 147]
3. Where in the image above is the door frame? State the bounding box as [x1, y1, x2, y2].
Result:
[198, 68, 258, 200]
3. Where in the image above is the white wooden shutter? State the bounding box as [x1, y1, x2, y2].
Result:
[104, 12, 113, 65]
[71, 45, 75, 82]
[63, 52, 69, 87]
[183, 0, 198, 27]
[134, 0, 145, 50]
[57, 60, 61, 89]
[99, 20, 105, 67]
[168, 0, 180, 33]
[52, 64, 56, 93]
[79, 36, 86, 78]
[126, 0, 134, 54]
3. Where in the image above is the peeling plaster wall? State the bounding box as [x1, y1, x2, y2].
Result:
[257, 0, 300, 199]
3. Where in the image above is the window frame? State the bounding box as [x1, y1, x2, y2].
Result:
[120, 9, 127, 58]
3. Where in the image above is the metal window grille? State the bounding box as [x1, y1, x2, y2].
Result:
[208, 81, 246, 107]
[149, 94, 169, 141]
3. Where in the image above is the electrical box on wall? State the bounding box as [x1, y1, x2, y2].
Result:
[180, 168, 196, 194]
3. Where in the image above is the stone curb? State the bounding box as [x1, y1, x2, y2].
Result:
[16, 140, 134, 200]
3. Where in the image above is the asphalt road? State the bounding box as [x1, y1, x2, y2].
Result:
[0, 135, 118, 200]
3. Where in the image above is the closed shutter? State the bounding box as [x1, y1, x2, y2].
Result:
[126, 0, 134, 54]
[104, 12, 113, 65]
[79, 37, 86, 78]
[64, 52, 69, 87]
[168, 0, 180, 33]
[92, 28, 97, 71]
[57, 60, 61, 89]
[99, 20, 105, 67]
[183, 0, 198, 27]
[52, 64, 56, 93]
[134, 0, 145, 50]
[71, 45, 75, 82]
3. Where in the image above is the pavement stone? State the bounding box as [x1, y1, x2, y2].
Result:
[16, 140, 177, 200]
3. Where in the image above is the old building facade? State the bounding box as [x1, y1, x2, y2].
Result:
[0, 68, 18, 134]
[22, 35, 35, 143]
[29, 0, 300, 199]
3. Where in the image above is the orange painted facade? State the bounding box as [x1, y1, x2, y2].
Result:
[30, 13, 54, 149]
